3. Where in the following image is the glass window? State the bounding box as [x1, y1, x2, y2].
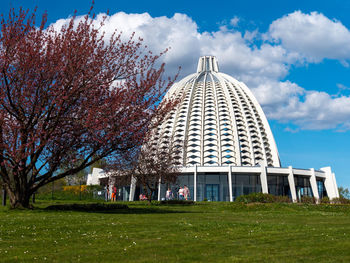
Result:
[267, 175, 290, 197]
[294, 175, 313, 201]
[232, 174, 261, 200]
[317, 179, 327, 198]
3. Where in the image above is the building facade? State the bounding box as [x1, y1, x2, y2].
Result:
[88, 56, 339, 202]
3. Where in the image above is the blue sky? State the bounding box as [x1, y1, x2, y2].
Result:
[2, 0, 350, 188]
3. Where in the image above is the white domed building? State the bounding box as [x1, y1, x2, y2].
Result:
[89, 56, 339, 202]
[130, 56, 339, 202]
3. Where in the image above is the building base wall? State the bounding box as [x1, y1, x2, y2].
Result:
[129, 165, 338, 202]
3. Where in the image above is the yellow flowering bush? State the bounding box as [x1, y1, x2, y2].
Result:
[63, 185, 88, 194]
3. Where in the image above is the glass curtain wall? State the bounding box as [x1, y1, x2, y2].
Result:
[294, 176, 313, 200]
[316, 179, 327, 199]
[122, 186, 130, 201]
[164, 174, 194, 200]
[114, 186, 130, 201]
[267, 175, 290, 197]
[231, 174, 261, 200]
[197, 173, 229, 201]
[135, 174, 327, 201]
[160, 182, 167, 201]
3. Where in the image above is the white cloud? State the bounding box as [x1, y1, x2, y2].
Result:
[264, 90, 350, 130]
[251, 80, 304, 107]
[230, 16, 240, 27]
[243, 29, 258, 42]
[337, 83, 350, 91]
[284, 127, 300, 133]
[268, 11, 350, 62]
[50, 11, 350, 131]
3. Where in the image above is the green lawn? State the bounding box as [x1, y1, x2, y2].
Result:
[1, 201, 350, 262]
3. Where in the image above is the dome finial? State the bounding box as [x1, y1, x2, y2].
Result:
[197, 56, 219, 73]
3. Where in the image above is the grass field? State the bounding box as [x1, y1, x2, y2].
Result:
[1, 201, 350, 262]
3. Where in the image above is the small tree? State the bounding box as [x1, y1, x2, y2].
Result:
[0, 7, 177, 208]
[65, 169, 88, 186]
[59, 154, 89, 186]
[111, 128, 181, 204]
[338, 187, 350, 199]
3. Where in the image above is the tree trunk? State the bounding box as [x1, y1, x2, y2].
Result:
[2, 188, 6, 206]
[6, 185, 32, 209]
[147, 190, 154, 205]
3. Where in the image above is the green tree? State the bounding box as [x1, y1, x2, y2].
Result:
[338, 187, 350, 199]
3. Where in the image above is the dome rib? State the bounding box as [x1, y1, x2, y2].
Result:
[200, 73, 208, 166]
[226, 80, 254, 166]
[182, 73, 203, 166]
[216, 74, 241, 166]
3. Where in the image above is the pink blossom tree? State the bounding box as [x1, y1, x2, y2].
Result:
[0, 7, 176, 208]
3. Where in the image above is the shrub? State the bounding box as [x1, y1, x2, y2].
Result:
[320, 196, 330, 204]
[236, 193, 277, 203]
[330, 197, 350, 204]
[300, 196, 316, 204]
[36, 178, 66, 194]
[274, 195, 292, 203]
[63, 185, 88, 194]
[235, 193, 293, 204]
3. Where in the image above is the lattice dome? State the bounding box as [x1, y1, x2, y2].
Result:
[158, 56, 281, 167]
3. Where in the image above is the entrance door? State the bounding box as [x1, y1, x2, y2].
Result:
[205, 184, 219, 201]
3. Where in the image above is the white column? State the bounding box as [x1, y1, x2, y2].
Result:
[157, 178, 161, 201]
[332, 172, 340, 198]
[228, 165, 233, 202]
[260, 165, 268, 194]
[129, 176, 136, 201]
[287, 166, 297, 203]
[194, 165, 197, 202]
[309, 168, 320, 203]
[320, 167, 339, 200]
